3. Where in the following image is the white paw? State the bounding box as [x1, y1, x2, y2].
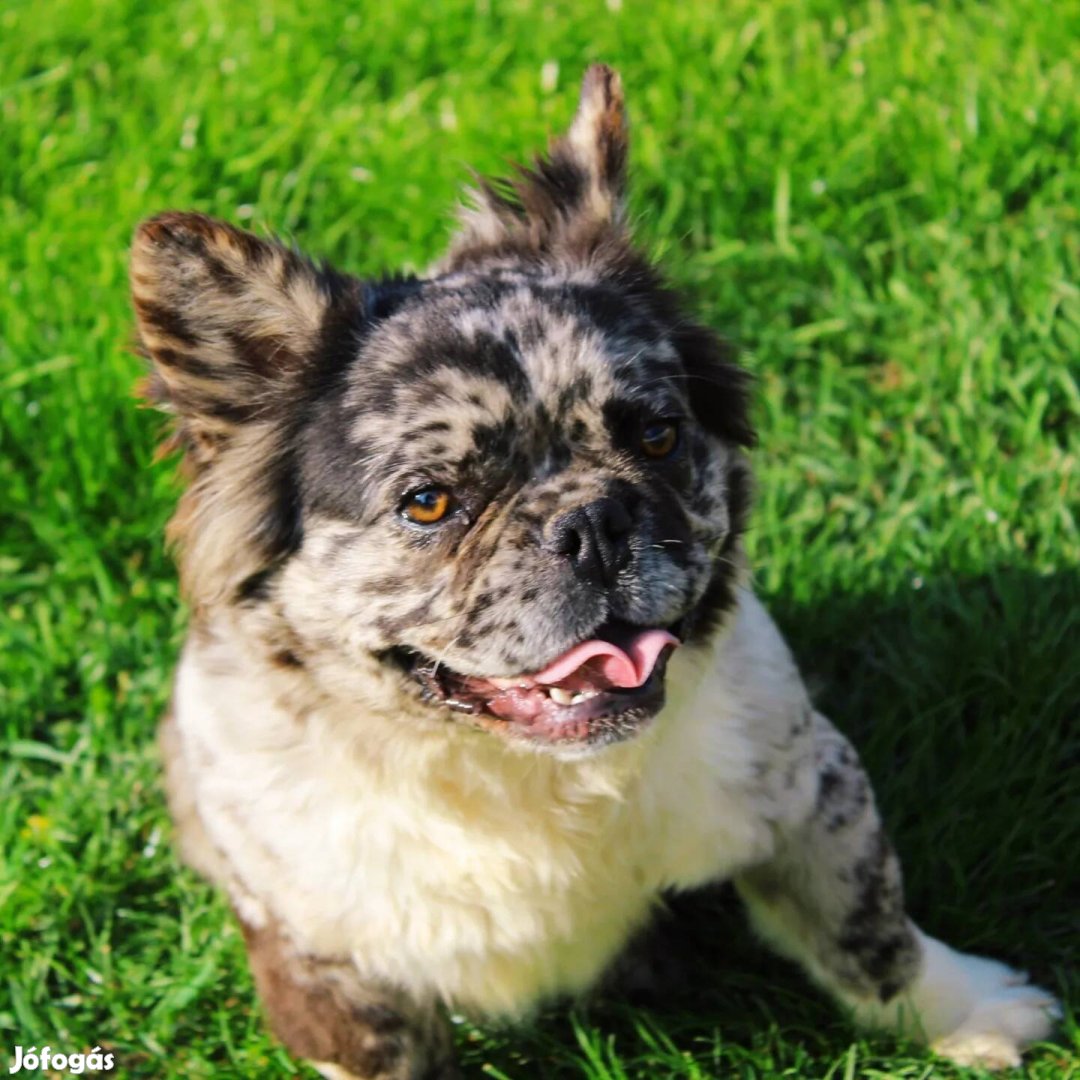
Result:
[928, 961, 1061, 1069]
[901, 931, 1060, 1069]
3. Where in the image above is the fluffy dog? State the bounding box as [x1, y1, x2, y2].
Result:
[131, 66, 1058, 1078]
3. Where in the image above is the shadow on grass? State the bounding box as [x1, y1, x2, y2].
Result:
[459, 566, 1079, 1078]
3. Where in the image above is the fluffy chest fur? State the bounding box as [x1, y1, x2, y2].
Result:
[172, 590, 813, 1016]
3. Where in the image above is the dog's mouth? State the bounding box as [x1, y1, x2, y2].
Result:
[390, 621, 682, 747]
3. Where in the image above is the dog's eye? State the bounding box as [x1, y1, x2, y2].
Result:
[402, 487, 453, 525]
[640, 421, 680, 459]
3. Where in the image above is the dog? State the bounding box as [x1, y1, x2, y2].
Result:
[131, 65, 1059, 1078]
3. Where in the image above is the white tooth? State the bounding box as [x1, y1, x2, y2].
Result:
[548, 687, 575, 706]
[570, 692, 585, 705]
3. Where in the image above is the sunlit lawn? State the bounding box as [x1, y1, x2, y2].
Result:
[1, 0, 1077, 1075]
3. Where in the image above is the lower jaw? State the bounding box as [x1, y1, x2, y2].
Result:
[409, 664, 669, 749]
[481, 679, 666, 748]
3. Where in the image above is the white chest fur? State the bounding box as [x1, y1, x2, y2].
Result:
[172, 590, 812, 1015]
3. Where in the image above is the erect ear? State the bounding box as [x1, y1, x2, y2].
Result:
[131, 212, 361, 461]
[441, 63, 629, 269]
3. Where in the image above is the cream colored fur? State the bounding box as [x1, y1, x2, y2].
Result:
[168, 585, 1057, 1066]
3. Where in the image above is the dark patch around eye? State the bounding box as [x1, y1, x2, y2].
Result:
[296, 272, 390, 523]
[601, 397, 677, 448]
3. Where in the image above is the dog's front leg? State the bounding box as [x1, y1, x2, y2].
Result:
[734, 711, 1059, 1070]
[238, 915, 459, 1080]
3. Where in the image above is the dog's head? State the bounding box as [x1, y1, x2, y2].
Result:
[132, 66, 753, 754]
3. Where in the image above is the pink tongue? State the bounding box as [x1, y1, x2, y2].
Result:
[530, 628, 680, 689]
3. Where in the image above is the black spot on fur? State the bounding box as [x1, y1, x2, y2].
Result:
[134, 297, 199, 347]
[362, 276, 424, 322]
[236, 567, 277, 603]
[816, 765, 843, 809]
[272, 649, 304, 669]
[429, 332, 531, 402]
[835, 833, 919, 1000]
[252, 458, 304, 566]
[815, 761, 871, 833]
[226, 328, 302, 375]
[557, 374, 594, 415]
[471, 591, 495, 614]
[683, 564, 738, 645]
[154, 346, 229, 382]
[567, 283, 659, 344]
[201, 251, 247, 296]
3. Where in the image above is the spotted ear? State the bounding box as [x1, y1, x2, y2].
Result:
[131, 212, 361, 461]
[442, 64, 629, 269]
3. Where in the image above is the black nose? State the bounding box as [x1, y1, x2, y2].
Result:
[546, 497, 632, 587]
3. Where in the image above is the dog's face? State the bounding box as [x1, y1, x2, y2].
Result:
[132, 66, 753, 754]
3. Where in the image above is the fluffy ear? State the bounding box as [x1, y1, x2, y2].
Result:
[442, 63, 629, 269]
[131, 213, 366, 604]
[131, 212, 361, 461]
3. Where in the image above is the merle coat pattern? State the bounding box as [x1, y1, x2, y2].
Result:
[132, 66, 1058, 1079]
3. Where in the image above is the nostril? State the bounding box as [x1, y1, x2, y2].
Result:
[549, 510, 587, 561]
[561, 528, 582, 560]
[599, 498, 632, 542]
[546, 498, 632, 587]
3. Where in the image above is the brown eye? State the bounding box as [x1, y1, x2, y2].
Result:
[403, 487, 453, 525]
[640, 421, 679, 459]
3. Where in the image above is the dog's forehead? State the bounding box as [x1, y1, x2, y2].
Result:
[348, 276, 685, 437]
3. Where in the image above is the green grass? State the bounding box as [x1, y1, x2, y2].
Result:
[1, 0, 1077, 1076]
